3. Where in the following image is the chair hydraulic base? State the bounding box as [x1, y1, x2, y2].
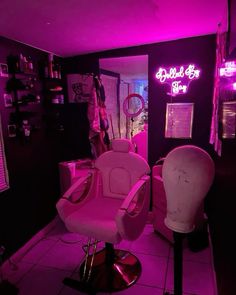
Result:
[64, 243, 142, 293]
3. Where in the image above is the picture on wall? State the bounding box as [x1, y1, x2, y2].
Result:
[0, 63, 9, 77]
[222, 101, 236, 139]
[67, 74, 93, 103]
[165, 103, 194, 138]
[3, 93, 13, 107]
[7, 124, 17, 138]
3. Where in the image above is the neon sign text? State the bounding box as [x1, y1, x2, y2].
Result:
[220, 61, 236, 77]
[155, 64, 201, 95]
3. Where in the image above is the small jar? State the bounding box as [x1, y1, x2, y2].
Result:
[22, 120, 30, 137]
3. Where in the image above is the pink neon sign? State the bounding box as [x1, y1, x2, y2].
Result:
[155, 64, 201, 95]
[220, 61, 236, 77]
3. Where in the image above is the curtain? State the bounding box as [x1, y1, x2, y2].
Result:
[0, 114, 9, 192]
[210, 24, 227, 156]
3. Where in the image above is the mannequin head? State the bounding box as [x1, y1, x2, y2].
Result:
[162, 145, 215, 233]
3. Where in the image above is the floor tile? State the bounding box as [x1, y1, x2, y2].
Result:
[164, 289, 196, 295]
[130, 225, 170, 257]
[5, 218, 217, 295]
[21, 239, 57, 264]
[115, 284, 164, 294]
[134, 253, 168, 289]
[37, 240, 85, 271]
[45, 218, 71, 241]
[59, 271, 110, 295]
[2, 260, 34, 284]
[17, 265, 71, 295]
[115, 239, 132, 251]
[59, 285, 109, 295]
[169, 245, 212, 264]
[165, 258, 216, 295]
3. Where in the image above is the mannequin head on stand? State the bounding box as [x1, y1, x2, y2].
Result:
[162, 145, 215, 234]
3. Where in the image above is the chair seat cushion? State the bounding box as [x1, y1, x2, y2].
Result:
[64, 197, 123, 244]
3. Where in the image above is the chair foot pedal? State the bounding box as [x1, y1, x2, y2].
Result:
[63, 277, 96, 294]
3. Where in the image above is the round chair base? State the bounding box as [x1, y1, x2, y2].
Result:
[77, 248, 142, 292]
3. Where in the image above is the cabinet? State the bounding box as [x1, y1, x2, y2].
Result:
[6, 72, 40, 107]
[42, 78, 65, 132]
[6, 54, 42, 138]
[41, 54, 65, 132]
[43, 78, 64, 105]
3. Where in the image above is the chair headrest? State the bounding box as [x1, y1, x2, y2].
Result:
[112, 139, 133, 153]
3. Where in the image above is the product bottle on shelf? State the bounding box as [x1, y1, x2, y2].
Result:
[28, 56, 34, 72]
[19, 54, 25, 72]
[53, 63, 59, 79]
[22, 120, 31, 137]
[58, 65, 62, 79]
[48, 53, 54, 78]
[23, 56, 28, 73]
[44, 60, 49, 78]
[59, 94, 64, 104]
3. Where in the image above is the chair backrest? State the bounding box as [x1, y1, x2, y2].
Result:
[95, 138, 150, 199]
[132, 124, 148, 160]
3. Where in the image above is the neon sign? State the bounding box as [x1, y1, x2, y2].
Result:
[155, 64, 201, 95]
[220, 61, 236, 77]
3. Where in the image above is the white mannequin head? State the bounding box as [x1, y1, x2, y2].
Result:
[162, 145, 215, 233]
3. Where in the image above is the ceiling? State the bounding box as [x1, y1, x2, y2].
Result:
[0, 0, 228, 57]
[99, 55, 148, 80]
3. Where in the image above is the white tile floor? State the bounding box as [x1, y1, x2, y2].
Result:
[1, 217, 217, 295]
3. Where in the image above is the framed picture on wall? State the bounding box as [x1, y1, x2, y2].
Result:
[4, 93, 13, 107]
[0, 63, 9, 77]
[67, 74, 93, 103]
[165, 103, 194, 138]
[7, 124, 17, 138]
[222, 101, 236, 139]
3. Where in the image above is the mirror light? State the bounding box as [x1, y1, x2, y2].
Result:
[155, 64, 201, 95]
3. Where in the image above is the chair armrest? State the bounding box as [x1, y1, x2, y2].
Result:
[119, 175, 150, 213]
[116, 175, 150, 241]
[56, 172, 94, 221]
[61, 173, 92, 203]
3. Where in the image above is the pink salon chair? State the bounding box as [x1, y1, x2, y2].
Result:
[56, 138, 150, 293]
[152, 161, 174, 242]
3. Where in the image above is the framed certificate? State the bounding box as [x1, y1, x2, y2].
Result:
[222, 101, 236, 139]
[165, 103, 194, 138]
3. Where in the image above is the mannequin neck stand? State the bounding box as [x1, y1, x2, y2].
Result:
[164, 232, 185, 295]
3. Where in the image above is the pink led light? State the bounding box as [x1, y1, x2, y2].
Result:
[155, 64, 201, 95]
[233, 82, 236, 90]
[220, 61, 236, 77]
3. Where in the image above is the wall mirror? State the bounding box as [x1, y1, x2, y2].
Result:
[99, 55, 148, 141]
